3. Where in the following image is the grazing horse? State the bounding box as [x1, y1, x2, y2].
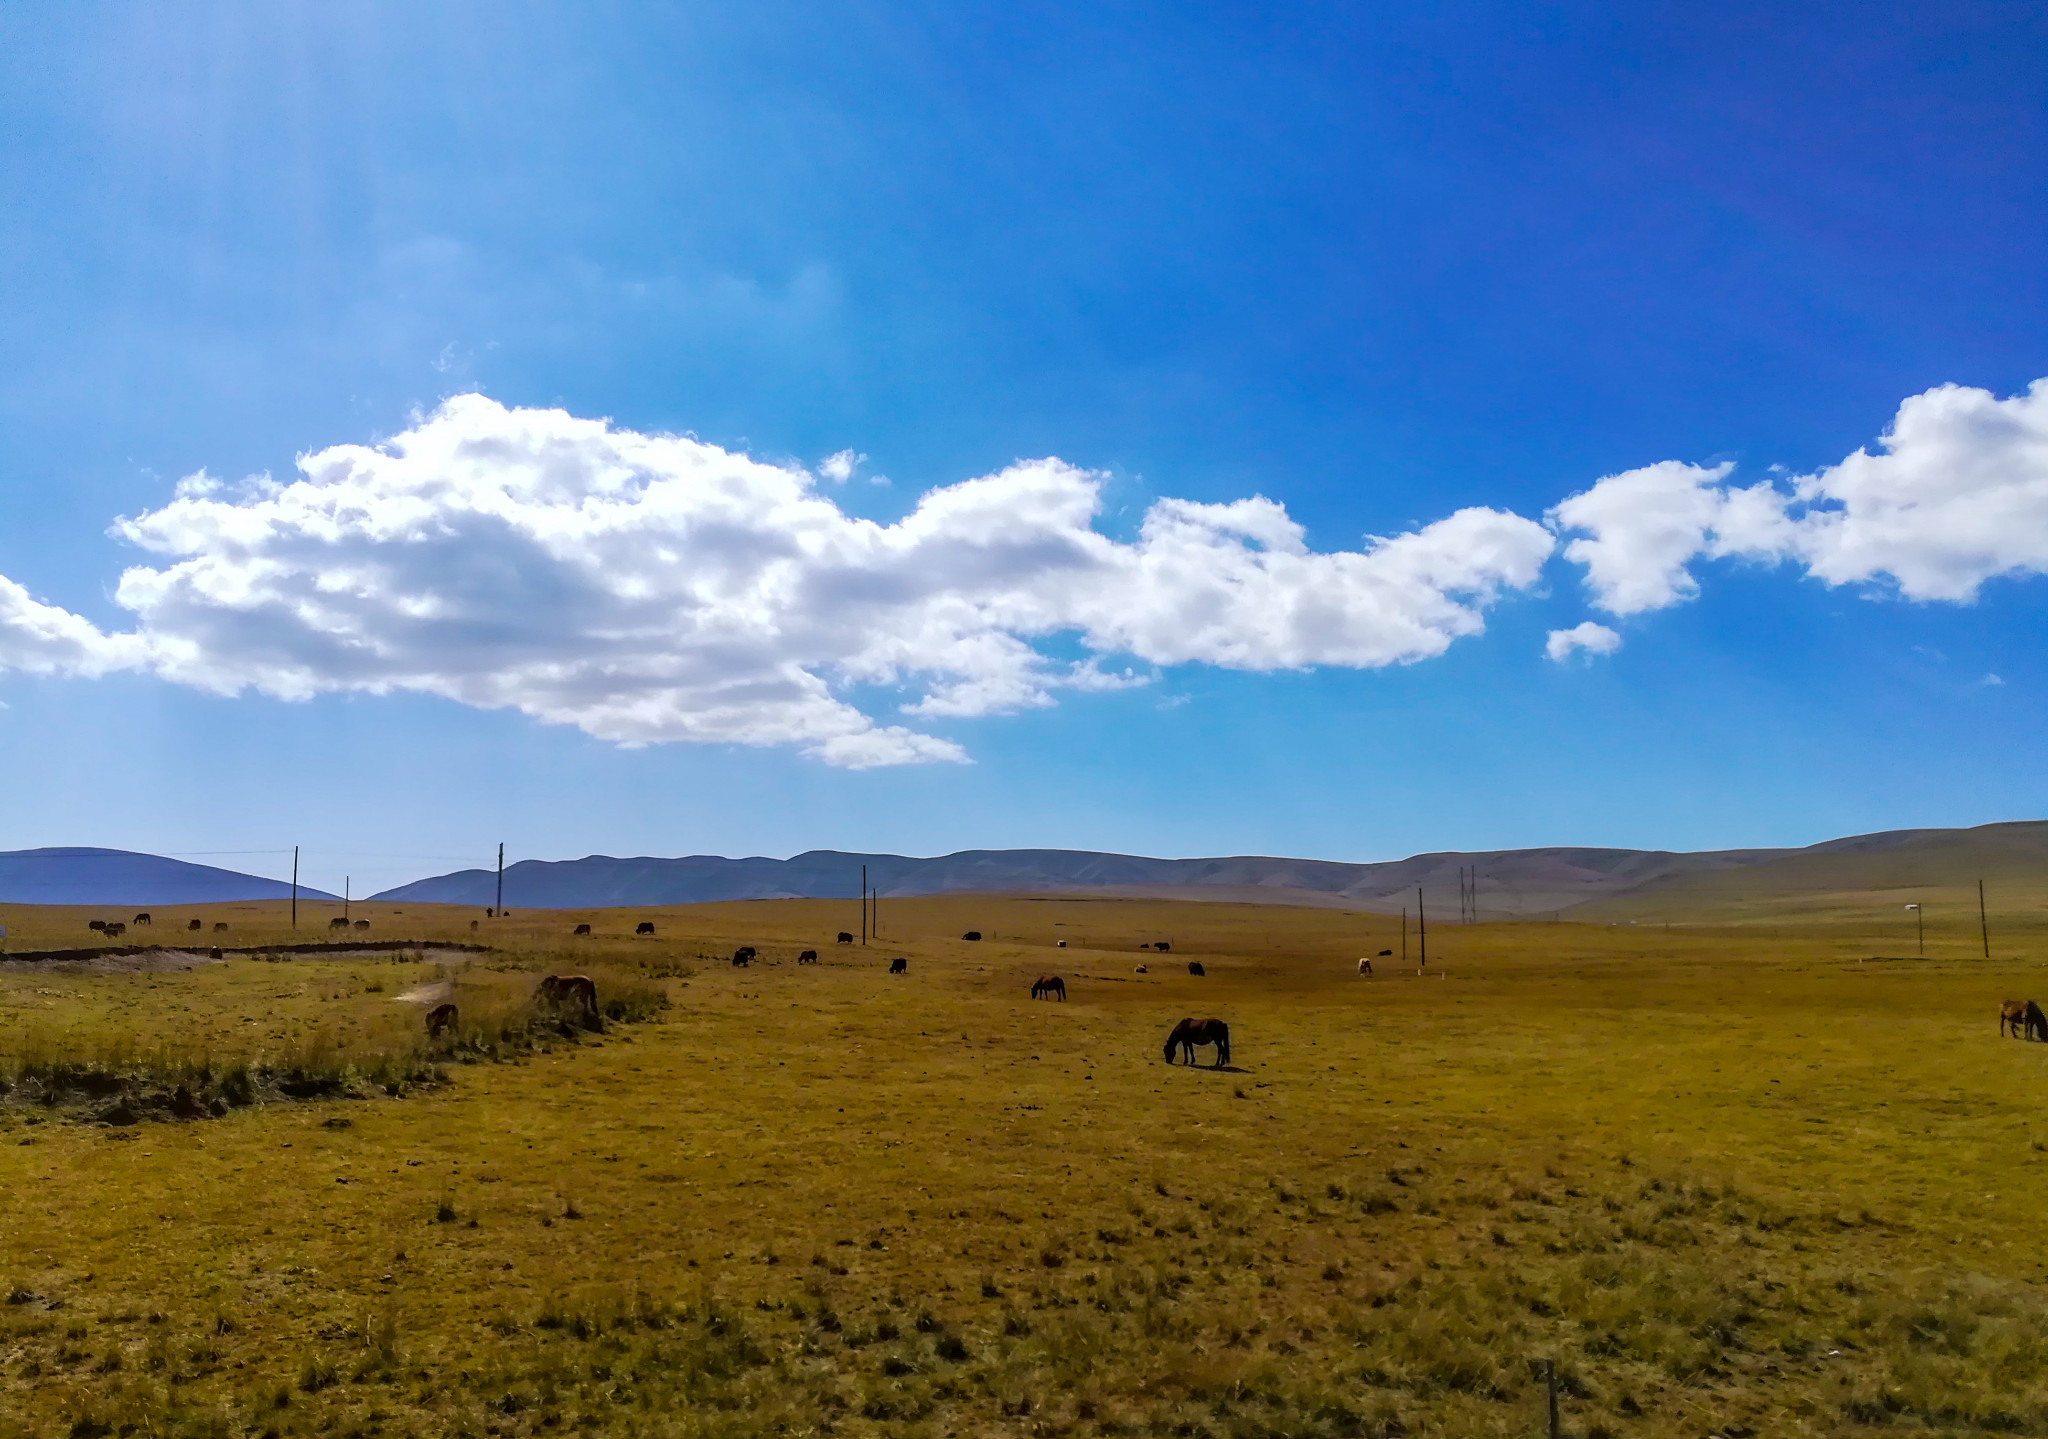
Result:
[1163, 1018, 1231, 1067]
[1031, 975, 1066, 1001]
[1187, 961, 1206, 976]
[2003, 999, 2028, 1037]
[837, 932, 854, 943]
[732, 947, 755, 967]
[134, 913, 151, 926]
[2029, 1001, 2048, 1043]
[1358, 959, 1374, 976]
[889, 957, 908, 974]
[798, 949, 818, 963]
[574, 924, 591, 936]
[636, 921, 655, 935]
[89, 920, 106, 932]
[103, 922, 127, 937]
[426, 1003, 459, 1037]
[537, 974, 601, 1026]
[962, 931, 982, 941]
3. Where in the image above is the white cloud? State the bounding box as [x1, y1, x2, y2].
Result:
[0, 575, 141, 677]
[0, 395, 1553, 765]
[1552, 378, 2048, 613]
[1544, 622, 1622, 663]
[1983, 672, 2006, 687]
[818, 449, 863, 482]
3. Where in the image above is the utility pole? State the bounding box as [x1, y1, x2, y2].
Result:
[1400, 908, 1407, 964]
[861, 865, 868, 945]
[1417, 886, 1427, 969]
[1907, 903, 1922, 957]
[291, 846, 299, 930]
[344, 876, 350, 926]
[496, 843, 504, 919]
[1980, 879, 1990, 959]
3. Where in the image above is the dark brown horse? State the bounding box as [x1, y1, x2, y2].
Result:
[426, 1003, 459, 1037]
[537, 974, 601, 1027]
[1031, 975, 1066, 1001]
[1163, 1018, 1230, 1067]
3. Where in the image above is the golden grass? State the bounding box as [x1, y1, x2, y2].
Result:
[1, 893, 2046, 1436]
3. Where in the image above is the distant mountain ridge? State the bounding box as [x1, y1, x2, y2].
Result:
[367, 826, 1967, 915]
[0, 848, 339, 906]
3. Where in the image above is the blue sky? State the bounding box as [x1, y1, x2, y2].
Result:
[1, 1, 2043, 894]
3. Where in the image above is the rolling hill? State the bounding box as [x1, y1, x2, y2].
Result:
[0, 848, 338, 907]
[366, 827, 1968, 914]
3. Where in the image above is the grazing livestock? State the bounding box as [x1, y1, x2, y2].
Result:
[732, 947, 755, 967]
[1358, 959, 1374, 976]
[469, 919, 479, 931]
[889, 957, 908, 974]
[1135, 964, 1148, 974]
[537, 974, 601, 1027]
[134, 913, 152, 926]
[2004, 999, 2030, 1037]
[1031, 975, 1066, 1001]
[2030, 1002, 2048, 1044]
[1187, 961, 1206, 976]
[426, 1003, 460, 1037]
[188, 918, 203, 931]
[104, 922, 126, 938]
[214, 922, 229, 932]
[798, 949, 818, 963]
[89, 920, 106, 932]
[837, 932, 854, 943]
[1057, 940, 1067, 948]
[1163, 1018, 1231, 1067]
[1154, 941, 1171, 953]
[1378, 949, 1392, 957]
[330, 917, 350, 931]
[353, 919, 369, 930]
[962, 931, 982, 941]
[574, 924, 592, 936]
[636, 921, 656, 936]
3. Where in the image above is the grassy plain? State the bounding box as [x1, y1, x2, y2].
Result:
[1, 892, 2047, 1438]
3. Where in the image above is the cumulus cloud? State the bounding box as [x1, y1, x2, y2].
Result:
[0, 395, 1554, 765]
[818, 449, 863, 482]
[0, 575, 141, 677]
[1544, 622, 1622, 663]
[1552, 379, 2048, 613]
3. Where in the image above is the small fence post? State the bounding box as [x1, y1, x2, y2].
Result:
[1544, 1358, 1560, 1439]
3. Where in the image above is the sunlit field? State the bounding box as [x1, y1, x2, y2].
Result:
[2, 890, 2047, 1438]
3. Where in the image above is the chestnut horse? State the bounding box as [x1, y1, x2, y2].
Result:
[1031, 975, 1066, 1001]
[1163, 1017, 1230, 1067]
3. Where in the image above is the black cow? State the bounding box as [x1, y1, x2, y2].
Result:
[574, 923, 592, 936]
[636, 921, 655, 935]
[962, 931, 982, 941]
[798, 949, 818, 963]
[889, 957, 908, 974]
[134, 913, 152, 926]
[837, 931, 854, 943]
[733, 947, 756, 967]
[1187, 961, 1206, 976]
[1154, 941, 1171, 953]
[188, 918, 203, 931]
